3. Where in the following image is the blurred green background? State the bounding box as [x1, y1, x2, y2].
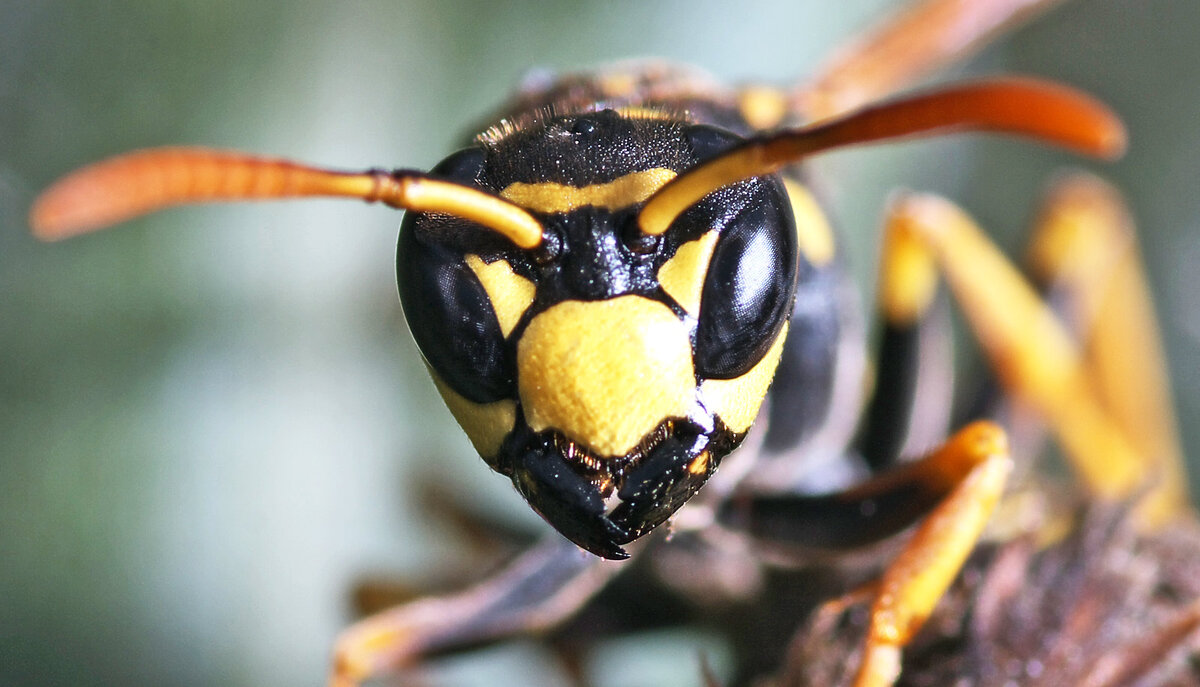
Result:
[3, 1, 1199, 685]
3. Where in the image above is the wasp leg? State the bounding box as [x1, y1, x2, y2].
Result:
[352, 478, 541, 617]
[855, 209, 955, 471]
[885, 191, 1165, 516]
[731, 420, 1010, 549]
[725, 422, 1011, 687]
[328, 538, 625, 687]
[853, 422, 1011, 687]
[793, 0, 1067, 120]
[410, 476, 541, 555]
[1025, 173, 1187, 523]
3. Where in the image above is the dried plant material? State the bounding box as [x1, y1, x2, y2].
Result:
[778, 504, 1200, 686]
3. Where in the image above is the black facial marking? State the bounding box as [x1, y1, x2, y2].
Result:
[483, 109, 692, 188]
[609, 429, 714, 542]
[531, 206, 667, 303]
[509, 437, 632, 560]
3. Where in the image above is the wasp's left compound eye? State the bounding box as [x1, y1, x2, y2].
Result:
[396, 226, 514, 403]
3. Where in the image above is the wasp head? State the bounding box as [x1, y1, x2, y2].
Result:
[397, 109, 799, 558]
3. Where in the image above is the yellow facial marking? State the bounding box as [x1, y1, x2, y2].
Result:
[464, 254, 536, 337]
[783, 179, 835, 267]
[430, 371, 517, 463]
[517, 296, 695, 457]
[738, 85, 788, 130]
[699, 322, 789, 434]
[687, 451, 710, 476]
[500, 168, 677, 214]
[657, 230, 720, 316]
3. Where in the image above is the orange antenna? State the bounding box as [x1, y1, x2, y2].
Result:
[30, 147, 544, 249]
[638, 78, 1126, 237]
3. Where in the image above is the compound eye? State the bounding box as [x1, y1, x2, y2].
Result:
[430, 146, 487, 183]
[685, 124, 743, 161]
[397, 216, 513, 403]
[693, 177, 798, 379]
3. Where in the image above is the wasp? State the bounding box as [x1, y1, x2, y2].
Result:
[28, 0, 1189, 685]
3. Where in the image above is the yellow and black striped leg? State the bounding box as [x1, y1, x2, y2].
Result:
[856, 211, 955, 471]
[350, 478, 542, 622]
[328, 538, 625, 687]
[1025, 173, 1187, 523]
[884, 190, 1174, 520]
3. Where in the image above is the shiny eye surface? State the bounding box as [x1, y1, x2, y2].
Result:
[395, 145, 519, 403]
[430, 146, 487, 183]
[396, 226, 514, 403]
[693, 177, 798, 379]
[685, 124, 743, 160]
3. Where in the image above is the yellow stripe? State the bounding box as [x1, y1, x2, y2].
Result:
[500, 168, 677, 214]
[465, 254, 536, 338]
[657, 231, 719, 316]
[783, 179, 836, 268]
[699, 323, 788, 434]
[430, 371, 516, 463]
